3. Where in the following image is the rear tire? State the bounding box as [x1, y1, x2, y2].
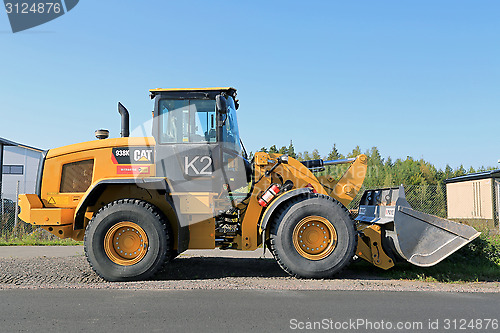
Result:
[84, 199, 172, 281]
[269, 194, 356, 278]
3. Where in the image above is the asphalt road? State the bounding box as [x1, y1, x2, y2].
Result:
[0, 245, 85, 258]
[0, 289, 499, 333]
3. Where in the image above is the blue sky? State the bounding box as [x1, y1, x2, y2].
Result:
[0, 1, 498, 169]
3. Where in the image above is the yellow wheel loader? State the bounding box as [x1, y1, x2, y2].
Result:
[18, 88, 480, 281]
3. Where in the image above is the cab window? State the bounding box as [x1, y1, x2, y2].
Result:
[159, 99, 216, 143]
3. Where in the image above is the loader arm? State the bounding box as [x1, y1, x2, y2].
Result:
[315, 154, 368, 207]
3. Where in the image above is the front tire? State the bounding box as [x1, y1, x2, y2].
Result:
[269, 194, 356, 278]
[84, 199, 172, 281]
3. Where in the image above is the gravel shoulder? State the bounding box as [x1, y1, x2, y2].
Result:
[0, 246, 499, 293]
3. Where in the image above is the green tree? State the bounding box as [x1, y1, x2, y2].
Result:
[382, 172, 394, 187]
[326, 144, 343, 160]
[444, 165, 453, 179]
[278, 146, 288, 154]
[454, 165, 466, 178]
[347, 146, 362, 158]
[368, 147, 384, 165]
[312, 149, 321, 159]
[385, 156, 393, 167]
[365, 147, 385, 187]
[269, 145, 278, 153]
[287, 141, 297, 158]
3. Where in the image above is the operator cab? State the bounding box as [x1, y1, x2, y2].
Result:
[150, 87, 241, 151]
[150, 88, 250, 198]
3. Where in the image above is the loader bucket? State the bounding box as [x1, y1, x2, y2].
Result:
[356, 186, 480, 267]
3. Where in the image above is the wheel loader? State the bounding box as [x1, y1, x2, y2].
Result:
[18, 87, 480, 281]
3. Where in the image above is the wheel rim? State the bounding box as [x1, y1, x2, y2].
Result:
[104, 222, 149, 266]
[292, 216, 337, 260]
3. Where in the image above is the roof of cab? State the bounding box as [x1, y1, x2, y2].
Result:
[149, 87, 237, 99]
[149, 87, 235, 93]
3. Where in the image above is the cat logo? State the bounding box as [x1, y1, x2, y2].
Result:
[112, 147, 154, 165]
[134, 149, 153, 162]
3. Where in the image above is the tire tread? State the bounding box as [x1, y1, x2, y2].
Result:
[269, 193, 357, 278]
[83, 199, 172, 281]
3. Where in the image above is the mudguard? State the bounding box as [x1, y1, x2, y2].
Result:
[259, 188, 313, 232]
[74, 177, 190, 253]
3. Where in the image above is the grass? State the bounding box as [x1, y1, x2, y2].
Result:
[352, 230, 500, 283]
[0, 228, 83, 246]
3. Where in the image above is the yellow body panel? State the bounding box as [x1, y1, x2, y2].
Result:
[41, 137, 155, 209]
[41, 225, 83, 240]
[175, 192, 216, 249]
[18, 194, 43, 217]
[18, 194, 74, 226]
[176, 193, 213, 215]
[47, 137, 156, 159]
[188, 218, 215, 249]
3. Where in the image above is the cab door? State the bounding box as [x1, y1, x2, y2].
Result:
[154, 98, 219, 194]
[216, 96, 251, 205]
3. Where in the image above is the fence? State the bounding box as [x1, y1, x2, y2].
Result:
[1, 179, 35, 240]
[1, 180, 57, 241]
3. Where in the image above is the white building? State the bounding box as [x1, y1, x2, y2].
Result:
[445, 170, 500, 230]
[0, 137, 44, 202]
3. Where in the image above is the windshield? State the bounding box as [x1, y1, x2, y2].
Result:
[221, 96, 242, 153]
[157, 96, 241, 152]
[159, 99, 216, 143]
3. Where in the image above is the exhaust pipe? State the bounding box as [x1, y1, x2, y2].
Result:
[118, 102, 130, 138]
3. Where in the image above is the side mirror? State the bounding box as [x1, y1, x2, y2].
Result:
[216, 95, 227, 114]
[278, 154, 289, 164]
